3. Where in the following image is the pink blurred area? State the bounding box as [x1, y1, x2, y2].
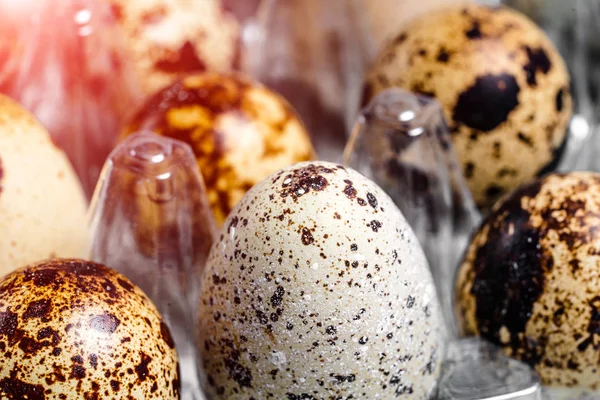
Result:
[0, 0, 143, 198]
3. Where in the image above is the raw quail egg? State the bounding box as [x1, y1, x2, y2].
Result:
[123, 72, 315, 225]
[0, 259, 180, 399]
[108, 0, 241, 95]
[197, 161, 444, 399]
[363, 4, 573, 209]
[0, 95, 88, 277]
[455, 172, 600, 391]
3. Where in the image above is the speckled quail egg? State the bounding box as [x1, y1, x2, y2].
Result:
[0, 258, 180, 399]
[363, 4, 573, 209]
[0, 95, 89, 278]
[455, 172, 600, 391]
[124, 72, 315, 225]
[107, 0, 240, 95]
[197, 161, 445, 399]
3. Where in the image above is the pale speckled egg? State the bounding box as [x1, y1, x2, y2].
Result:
[107, 0, 240, 95]
[124, 72, 316, 226]
[455, 172, 600, 390]
[0, 95, 89, 277]
[197, 161, 445, 399]
[363, 4, 573, 209]
[0, 259, 180, 399]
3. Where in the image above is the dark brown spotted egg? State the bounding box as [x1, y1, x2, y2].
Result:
[0, 259, 180, 399]
[197, 161, 444, 399]
[363, 4, 573, 209]
[455, 172, 600, 391]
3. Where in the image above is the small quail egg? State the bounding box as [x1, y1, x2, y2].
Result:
[0, 259, 180, 399]
[197, 161, 444, 399]
[455, 172, 600, 391]
[363, 4, 573, 209]
[124, 72, 315, 225]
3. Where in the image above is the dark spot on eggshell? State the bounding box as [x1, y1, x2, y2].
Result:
[517, 132, 534, 148]
[0, 371, 46, 400]
[280, 164, 332, 201]
[465, 20, 483, 39]
[369, 220, 382, 232]
[556, 88, 564, 112]
[578, 296, 600, 352]
[154, 41, 207, 74]
[135, 353, 152, 382]
[453, 73, 520, 132]
[366, 193, 378, 209]
[89, 313, 120, 334]
[301, 227, 314, 246]
[464, 162, 475, 179]
[343, 180, 357, 199]
[522, 46, 552, 87]
[436, 48, 451, 63]
[485, 185, 504, 201]
[270, 286, 285, 307]
[117, 278, 134, 292]
[225, 356, 253, 388]
[23, 268, 60, 288]
[0, 311, 18, 339]
[23, 299, 52, 321]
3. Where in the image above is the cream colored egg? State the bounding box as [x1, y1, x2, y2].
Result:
[455, 172, 600, 391]
[0, 95, 89, 277]
[363, 4, 573, 209]
[197, 161, 444, 399]
[0, 259, 180, 399]
[108, 0, 240, 95]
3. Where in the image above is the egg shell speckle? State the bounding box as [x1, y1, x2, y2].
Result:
[108, 0, 240, 95]
[0, 259, 180, 399]
[197, 161, 444, 399]
[124, 72, 315, 225]
[363, 4, 573, 209]
[455, 172, 600, 390]
[0, 95, 89, 277]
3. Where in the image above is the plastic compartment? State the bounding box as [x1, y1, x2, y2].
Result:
[437, 338, 543, 400]
[89, 131, 216, 400]
[343, 88, 481, 335]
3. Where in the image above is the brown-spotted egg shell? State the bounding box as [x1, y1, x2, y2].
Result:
[363, 4, 573, 209]
[0, 259, 180, 399]
[124, 72, 315, 226]
[197, 161, 444, 399]
[455, 172, 600, 389]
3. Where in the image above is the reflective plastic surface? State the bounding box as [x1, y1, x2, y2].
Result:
[344, 89, 480, 335]
[437, 338, 543, 400]
[89, 132, 216, 400]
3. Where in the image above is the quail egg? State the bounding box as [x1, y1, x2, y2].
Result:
[0, 95, 88, 277]
[455, 172, 600, 391]
[107, 0, 241, 95]
[124, 72, 315, 225]
[197, 161, 444, 399]
[363, 4, 573, 209]
[0, 258, 180, 399]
